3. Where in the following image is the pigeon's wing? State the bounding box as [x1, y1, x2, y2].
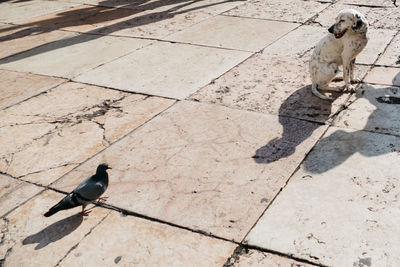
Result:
[73, 176, 106, 201]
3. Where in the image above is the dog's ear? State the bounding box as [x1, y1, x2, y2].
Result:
[352, 13, 368, 32]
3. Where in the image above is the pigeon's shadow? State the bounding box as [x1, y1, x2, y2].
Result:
[22, 214, 83, 249]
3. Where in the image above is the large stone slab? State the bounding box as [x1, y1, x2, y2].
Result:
[356, 29, 397, 65]
[227, 248, 313, 266]
[0, 190, 110, 267]
[164, 15, 299, 52]
[75, 41, 251, 99]
[364, 67, 400, 86]
[91, 10, 212, 39]
[0, 34, 151, 78]
[0, 175, 42, 217]
[334, 84, 400, 136]
[341, 0, 397, 7]
[0, 82, 174, 185]
[224, 0, 329, 23]
[18, 5, 143, 33]
[0, 0, 77, 23]
[65, 0, 245, 14]
[0, 70, 65, 110]
[59, 210, 235, 266]
[53, 101, 327, 241]
[0, 24, 76, 60]
[246, 127, 400, 266]
[314, 3, 400, 30]
[190, 53, 368, 123]
[376, 33, 400, 67]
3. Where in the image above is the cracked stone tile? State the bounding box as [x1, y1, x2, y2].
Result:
[261, 25, 326, 58]
[0, 175, 42, 217]
[18, 5, 144, 33]
[340, 0, 396, 7]
[58, 210, 235, 266]
[314, 3, 400, 29]
[364, 67, 400, 86]
[53, 101, 327, 241]
[0, 82, 174, 184]
[164, 15, 299, 52]
[75, 41, 251, 99]
[376, 33, 400, 67]
[224, 0, 329, 23]
[64, 0, 246, 14]
[356, 28, 397, 65]
[333, 84, 400, 135]
[0, 70, 65, 110]
[245, 127, 400, 266]
[0, 190, 110, 267]
[0, 24, 76, 60]
[0, 0, 78, 23]
[190, 53, 368, 123]
[0, 33, 151, 78]
[91, 9, 214, 39]
[229, 248, 313, 266]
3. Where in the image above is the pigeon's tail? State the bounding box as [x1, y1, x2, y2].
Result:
[44, 194, 79, 217]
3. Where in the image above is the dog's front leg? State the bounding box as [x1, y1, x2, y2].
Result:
[349, 58, 361, 83]
[342, 58, 355, 92]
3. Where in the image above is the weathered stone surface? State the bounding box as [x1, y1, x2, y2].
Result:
[59, 210, 236, 266]
[0, 34, 151, 78]
[224, 0, 329, 23]
[0, 70, 65, 110]
[190, 53, 368, 123]
[66, 0, 245, 14]
[165, 15, 299, 52]
[341, 0, 396, 7]
[75, 41, 251, 99]
[18, 5, 142, 33]
[364, 67, 400, 86]
[356, 29, 397, 65]
[0, 82, 174, 185]
[314, 3, 400, 29]
[0, 24, 76, 60]
[246, 127, 400, 266]
[53, 101, 327, 241]
[0, 0, 77, 23]
[334, 84, 400, 135]
[230, 248, 313, 266]
[376, 33, 400, 67]
[0, 190, 110, 267]
[0, 175, 42, 217]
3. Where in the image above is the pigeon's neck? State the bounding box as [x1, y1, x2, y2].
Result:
[94, 171, 108, 181]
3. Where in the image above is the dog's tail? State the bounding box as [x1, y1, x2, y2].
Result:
[311, 83, 333, 100]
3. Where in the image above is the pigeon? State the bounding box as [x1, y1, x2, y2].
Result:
[44, 163, 111, 217]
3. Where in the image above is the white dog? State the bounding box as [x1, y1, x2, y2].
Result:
[309, 9, 369, 100]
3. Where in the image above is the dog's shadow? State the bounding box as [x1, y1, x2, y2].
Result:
[22, 214, 83, 250]
[253, 85, 339, 164]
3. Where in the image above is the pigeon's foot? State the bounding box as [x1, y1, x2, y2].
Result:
[98, 196, 108, 202]
[80, 209, 92, 216]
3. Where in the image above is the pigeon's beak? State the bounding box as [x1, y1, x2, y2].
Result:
[107, 166, 112, 169]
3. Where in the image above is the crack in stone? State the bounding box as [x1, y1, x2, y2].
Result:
[55, 211, 111, 266]
[0, 217, 14, 266]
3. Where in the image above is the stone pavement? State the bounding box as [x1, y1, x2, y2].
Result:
[0, 0, 399, 266]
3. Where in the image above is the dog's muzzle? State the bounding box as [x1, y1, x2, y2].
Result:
[328, 24, 347, 39]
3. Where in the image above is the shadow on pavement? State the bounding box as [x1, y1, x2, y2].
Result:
[0, 0, 243, 62]
[253, 85, 337, 164]
[22, 213, 83, 250]
[304, 83, 400, 174]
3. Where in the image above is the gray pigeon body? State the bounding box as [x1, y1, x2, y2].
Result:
[44, 163, 111, 217]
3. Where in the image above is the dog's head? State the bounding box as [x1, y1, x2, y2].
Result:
[328, 9, 368, 38]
